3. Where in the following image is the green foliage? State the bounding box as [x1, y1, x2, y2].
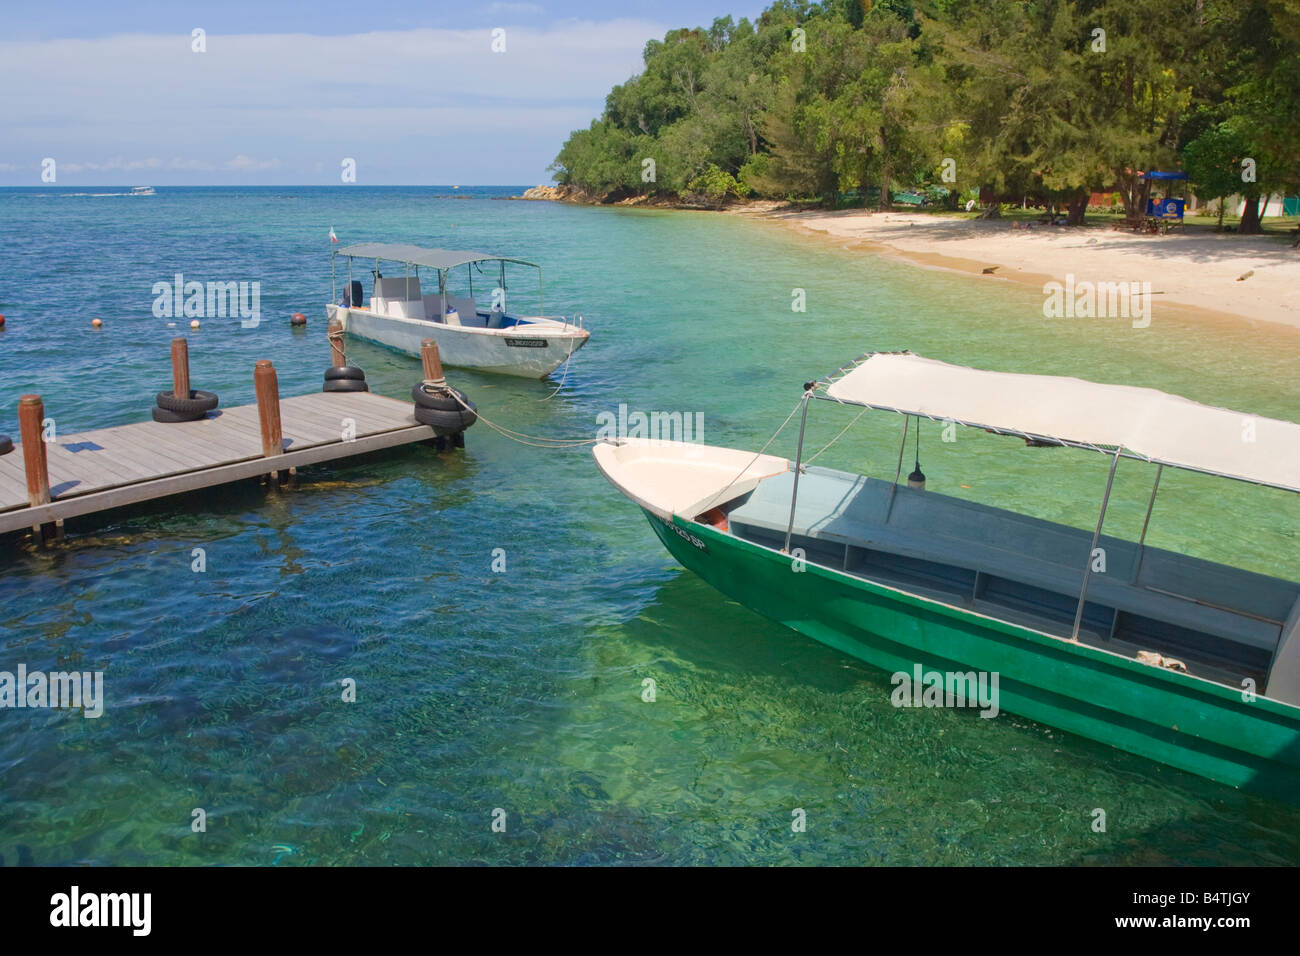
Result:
[1184, 123, 1250, 203]
[550, 120, 646, 195]
[551, 0, 1300, 218]
[687, 163, 750, 200]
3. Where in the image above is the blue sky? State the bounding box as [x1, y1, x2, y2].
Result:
[1, 1, 769, 185]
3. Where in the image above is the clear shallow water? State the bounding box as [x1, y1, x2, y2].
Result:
[1, 186, 1298, 865]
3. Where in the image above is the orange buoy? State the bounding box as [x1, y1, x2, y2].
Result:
[290, 312, 307, 326]
[0, 313, 6, 328]
[91, 318, 103, 328]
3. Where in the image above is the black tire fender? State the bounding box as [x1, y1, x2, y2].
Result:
[156, 389, 219, 414]
[324, 365, 366, 382]
[411, 384, 470, 412]
[413, 400, 476, 431]
[151, 405, 206, 423]
[322, 378, 369, 393]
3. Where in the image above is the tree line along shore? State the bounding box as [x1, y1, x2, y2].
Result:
[542, 0, 1300, 237]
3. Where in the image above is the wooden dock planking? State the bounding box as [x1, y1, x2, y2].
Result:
[0, 391, 437, 534]
[292, 393, 404, 432]
[259, 397, 378, 438]
[80, 422, 215, 472]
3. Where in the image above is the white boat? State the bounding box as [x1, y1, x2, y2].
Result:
[325, 243, 589, 379]
[129, 186, 155, 196]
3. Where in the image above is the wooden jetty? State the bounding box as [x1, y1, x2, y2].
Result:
[1, 334, 459, 541]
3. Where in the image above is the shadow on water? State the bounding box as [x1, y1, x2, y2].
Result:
[1070, 771, 1300, 866]
[613, 568, 877, 694]
[0, 441, 478, 568]
[605, 569, 1300, 865]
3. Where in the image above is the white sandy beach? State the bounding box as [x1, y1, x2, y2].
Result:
[748, 207, 1300, 330]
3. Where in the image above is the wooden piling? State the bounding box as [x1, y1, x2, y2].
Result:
[421, 338, 445, 385]
[18, 394, 58, 542]
[18, 395, 50, 507]
[253, 360, 283, 461]
[328, 319, 347, 369]
[171, 337, 190, 399]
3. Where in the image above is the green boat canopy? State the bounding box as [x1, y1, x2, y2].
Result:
[334, 243, 539, 272]
[821, 352, 1300, 494]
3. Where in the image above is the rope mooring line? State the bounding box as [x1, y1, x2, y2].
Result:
[440, 386, 599, 448]
[537, 333, 580, 402]
[708, 396, 808, 506]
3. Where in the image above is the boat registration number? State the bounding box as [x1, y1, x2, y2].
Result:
[505, 337, 548, 348]
[663, 517, 707, 552]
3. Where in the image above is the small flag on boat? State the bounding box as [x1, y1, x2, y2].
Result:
[329, 227, 338, 243]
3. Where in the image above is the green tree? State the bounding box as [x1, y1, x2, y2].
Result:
[547, 0, 1300, 224]
[1214, 0, 1300, 233]
[1184, 122, 1250, 229]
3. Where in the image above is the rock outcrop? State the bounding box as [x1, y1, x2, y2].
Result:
[519, 184, 580, 201]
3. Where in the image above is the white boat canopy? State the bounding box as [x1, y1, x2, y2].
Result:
[334, 243, 538, 272]
[821, 351, 1300, 494]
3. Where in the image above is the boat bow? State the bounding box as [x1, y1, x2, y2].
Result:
[594, 438, 788, 521]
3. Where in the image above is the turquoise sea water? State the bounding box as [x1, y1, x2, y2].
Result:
[1, 185, 1298, 865]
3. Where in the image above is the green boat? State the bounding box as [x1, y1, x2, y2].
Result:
[595, 351, 1300, 798]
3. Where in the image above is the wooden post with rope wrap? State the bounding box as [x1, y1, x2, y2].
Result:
[418, 339, 455, 449]
[420, 338, 446, 388]
[328, 319, 347, 369]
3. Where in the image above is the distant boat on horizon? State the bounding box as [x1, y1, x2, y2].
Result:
[129, 186, 155, 196]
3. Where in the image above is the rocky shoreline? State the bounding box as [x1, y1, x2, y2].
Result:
[509, 183, 743, 211]
[514, 184, 591, 202]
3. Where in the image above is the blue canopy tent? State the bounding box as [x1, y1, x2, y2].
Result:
[1139, 171, 1189, 231]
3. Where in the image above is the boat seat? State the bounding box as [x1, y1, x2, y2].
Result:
[385, 297, 426, 319]
[374, 276, 423, 301]
[727, 467, 1294, 654]
[372, 277, 426, 319]
[437, 294, 476, 326]
[449, 296, 491, 327]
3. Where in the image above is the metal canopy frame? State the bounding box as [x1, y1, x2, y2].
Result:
[780, 350, 1298, 645]
[810, 350, 1300, 496]
[331, 244, 555, 326]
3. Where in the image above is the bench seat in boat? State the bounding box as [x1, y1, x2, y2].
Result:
[725, 467, 1296, 667]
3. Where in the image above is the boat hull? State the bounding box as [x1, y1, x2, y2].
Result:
[643, 508, 1300, 800]
[326, 304, 587, 378]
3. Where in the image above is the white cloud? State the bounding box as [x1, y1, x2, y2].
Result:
[60, 157, 163, 173]
[43, 156, 281, 174]
[225, 155, 281, 170]
[0, 21, 662, 182]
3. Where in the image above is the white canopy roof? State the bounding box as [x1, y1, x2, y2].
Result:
[823, 352, 1300, 493]
[334, 243, 537, 272]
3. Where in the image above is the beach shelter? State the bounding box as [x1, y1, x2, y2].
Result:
[1139, 171, 1189, 229]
